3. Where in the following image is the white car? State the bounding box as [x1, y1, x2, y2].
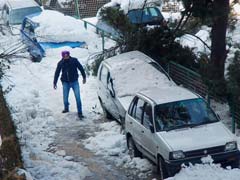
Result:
[1, 0, 42, 34]
[97, 50, 173, 125]
[125, 87, 240, 178]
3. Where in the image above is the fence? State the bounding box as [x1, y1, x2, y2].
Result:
[167, 61, 240, 133]
[36, 0, 110, 18]
[167, 61, 208, 99]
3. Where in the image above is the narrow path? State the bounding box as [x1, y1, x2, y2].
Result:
[52, 112, 161, 180]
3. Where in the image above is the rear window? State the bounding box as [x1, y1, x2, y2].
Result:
[127, 7, 163, 24]
[9, 6, 42, 24]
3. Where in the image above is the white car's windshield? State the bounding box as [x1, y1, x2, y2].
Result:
[155, 98, 219, 132]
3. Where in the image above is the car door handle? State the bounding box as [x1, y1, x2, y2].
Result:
[129, 122, 132, 124]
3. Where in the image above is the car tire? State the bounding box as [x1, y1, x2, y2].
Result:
[157, 156, 168, 179]
[99, 98, 113, 119]
[127, 136, 142, 158]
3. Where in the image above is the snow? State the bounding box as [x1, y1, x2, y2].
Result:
[176, 26, 211, 56]
[0, 0, 5, 9]
[105, 51, 174, 98]
[1, 4, 240, 180]
[167, 161, 240, 180]
[31, 10, 97, 45]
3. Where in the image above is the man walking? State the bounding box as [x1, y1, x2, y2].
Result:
[53, 50, 86, 119]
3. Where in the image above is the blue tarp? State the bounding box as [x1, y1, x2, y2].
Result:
[39, 41, 86, 50]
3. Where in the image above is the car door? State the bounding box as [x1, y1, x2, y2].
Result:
[131, 97, 145, 149]
[98, 64, 118, 118]
[140, 102, 157, 162]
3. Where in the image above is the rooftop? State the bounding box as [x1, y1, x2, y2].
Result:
[138, 86, 199, 105]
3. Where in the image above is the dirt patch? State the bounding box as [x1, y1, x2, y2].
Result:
[0, 89, 25, 180]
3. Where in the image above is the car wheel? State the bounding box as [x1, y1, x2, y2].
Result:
[127, 136, 142, 158]
[158, 156, 168, 179]
[99, 98, 113, 119]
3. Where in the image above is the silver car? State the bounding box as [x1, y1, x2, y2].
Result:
[97, 51, 172, 125]
[125, 87, 240, 178]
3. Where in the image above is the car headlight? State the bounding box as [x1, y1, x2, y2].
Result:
[170, 150, 185, 160]
[225, 142, 237, 151]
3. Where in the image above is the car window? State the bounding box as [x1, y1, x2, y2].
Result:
[143, 103, 153, 130]
[155, 98, 219, 131]
[128, 97, 137, 116]
[134, 98, 145, 123]
[128, 7, 163, 24]
[100, 65, 108, 87]
[149, 7, 161, 17]
[9, 6, 42, 25]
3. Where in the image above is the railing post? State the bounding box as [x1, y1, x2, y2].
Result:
[167, 62, 170, 75]
[84, 21, 87, 29]
[101, 32, 105, 52]
[231, 103, 236, 134]
[74, 0, 80, 19]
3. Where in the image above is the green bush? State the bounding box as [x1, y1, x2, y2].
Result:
[227, 50, 240, 101]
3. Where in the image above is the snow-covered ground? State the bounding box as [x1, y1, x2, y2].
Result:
[1, 6, 240, 180]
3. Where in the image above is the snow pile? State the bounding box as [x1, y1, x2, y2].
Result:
[31, 10, 96, 44]
[83, 121, 152, 177]
[176, 26, 211, 55]
[103, 0, 162, 14]
[105, 51, 174, 97]
[166, 157, 240, 180]
[84, 121, 126, 156]
[232, 3, 240, 17]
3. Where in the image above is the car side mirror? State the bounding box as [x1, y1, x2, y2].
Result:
[149, 123, 154, 133]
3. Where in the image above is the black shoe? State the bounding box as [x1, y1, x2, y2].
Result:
[78, 113, 84, 119]
[62, 109, 69, 113]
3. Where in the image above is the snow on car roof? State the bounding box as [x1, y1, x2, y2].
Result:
[6, 0, 40, 9]
[103, 51, 175, 97]
[138, 86, 199, 105]
[29, 10, 93, 43]
[102, 0, 162, 14]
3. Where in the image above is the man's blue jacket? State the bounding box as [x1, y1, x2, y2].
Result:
[54, 57, 86, 85]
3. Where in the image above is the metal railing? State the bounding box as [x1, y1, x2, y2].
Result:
[167, 61, 208, 98]
[36, 0, 110, 18]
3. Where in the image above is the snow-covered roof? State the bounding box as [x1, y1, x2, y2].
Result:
[138, 86, 199, 105]
[29, 10, 93, 43]
[103, 51, 174, 97]
[6, 0, 40, 10]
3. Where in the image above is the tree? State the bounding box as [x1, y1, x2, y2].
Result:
[179, 0, 230, 97]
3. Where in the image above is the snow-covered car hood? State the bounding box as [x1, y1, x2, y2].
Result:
[158, 122, 235, 152]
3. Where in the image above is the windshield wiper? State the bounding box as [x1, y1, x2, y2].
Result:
[166, 123, 195, 132]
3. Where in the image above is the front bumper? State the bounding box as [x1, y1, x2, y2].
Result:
[165, 150, 240, 176]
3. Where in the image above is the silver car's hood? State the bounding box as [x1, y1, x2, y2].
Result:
[157, 122, 235, 152]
